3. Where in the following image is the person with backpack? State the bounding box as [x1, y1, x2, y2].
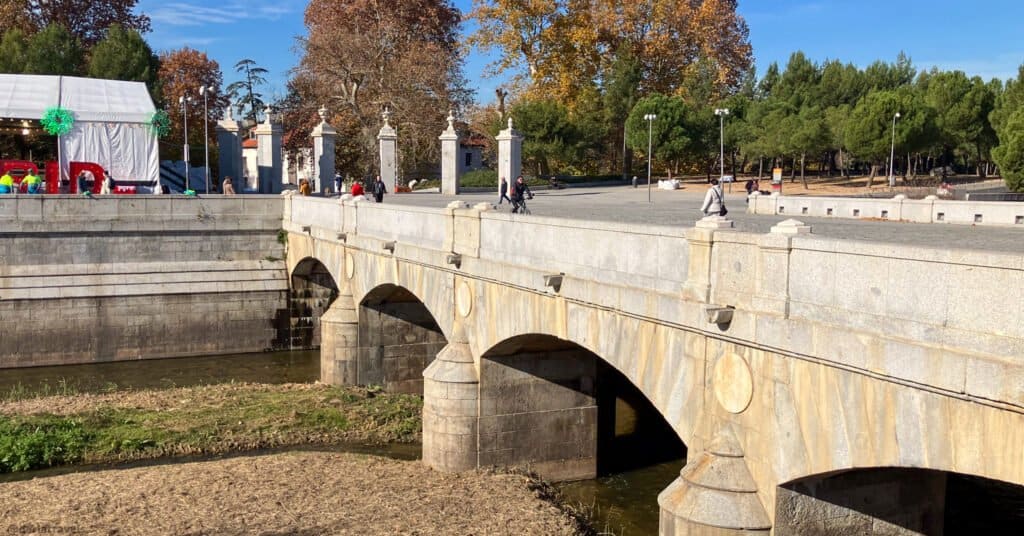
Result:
[701, 178, 727, 217]
[511, 175, 532, 214]
[373, 175, 386, 203]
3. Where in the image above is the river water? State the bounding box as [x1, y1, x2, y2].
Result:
[0, 351, 679, 534]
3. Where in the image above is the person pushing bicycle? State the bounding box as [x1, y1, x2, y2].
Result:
[511, 175, 533, 214]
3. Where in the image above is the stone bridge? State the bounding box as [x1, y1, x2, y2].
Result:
[283, 195, 1024, 535]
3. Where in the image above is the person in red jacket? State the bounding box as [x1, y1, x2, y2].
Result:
[351, 180, 365, 197]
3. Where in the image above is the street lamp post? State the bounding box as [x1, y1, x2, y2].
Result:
[179, 95, 193, 192]
[714, 108, 730, 190]
[644, 113, 657, 203]
[888, 111, 901, 188]
[199, 86, 210, 194]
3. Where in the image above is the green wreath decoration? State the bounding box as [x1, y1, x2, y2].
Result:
[147, 110, 171, 138]
[41, 106, 75, 136]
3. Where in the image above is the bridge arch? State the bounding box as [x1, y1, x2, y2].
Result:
[289, 257, 339, 349]
[354, 283, 448, 394]
[775, 467, 1024, 534]
[472, 333, 686, 481]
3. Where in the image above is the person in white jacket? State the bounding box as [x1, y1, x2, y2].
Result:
[701, 178, 726, 216]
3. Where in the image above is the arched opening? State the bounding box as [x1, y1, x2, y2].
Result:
[287, 258, 339, 349]
[357, 284, 446, 395]
[480, 334, 686, 532]
[777, 468, 1024, 534]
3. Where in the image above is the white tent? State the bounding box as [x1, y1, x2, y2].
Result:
[0, 74, 160, 189]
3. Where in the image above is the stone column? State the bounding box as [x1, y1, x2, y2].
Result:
[320, 287, 358, 386]
[377, 108, 398, 193]
[215, 108, 242, 190]
[496, 117, 522, 187]
[659, 427, 771, 535]
[439, 110, 461, 195]
[255, 106, 283, 194]
[752, 219, 811, 318]
[311, 105, 337, 195]
[682, 216, 734, 303]
[422, 324, 479, 472]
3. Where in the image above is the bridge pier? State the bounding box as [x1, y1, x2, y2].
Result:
[659, 427, 770, 536]
[422, 325, 479, 471]
[320, 290, 358, 386]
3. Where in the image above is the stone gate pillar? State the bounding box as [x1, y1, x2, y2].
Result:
[255, 106, 283, 194]
[659, 427, 771, 535]
[311, 105, 337, 195]
[496, 117, 522, 187]
[215, 108, 242, 190]
[378, 108, 398, 193]
[439, 110, 461, 195]
[320, 287, 358, 386]
[422, 324, 479, 472]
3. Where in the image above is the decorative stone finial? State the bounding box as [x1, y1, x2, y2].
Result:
[222, 107, 233, 121]
[263, 105, 273, 124]
[318, 105, 328, 123]
[507, 117, 513, 129]
[382, 107, 392, 127]
[446, 110, 455, 129]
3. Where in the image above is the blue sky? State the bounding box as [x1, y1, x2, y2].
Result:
[137, 0, 1024, 104]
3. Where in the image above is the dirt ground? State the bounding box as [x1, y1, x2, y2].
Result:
[0, 451, 584, 535]
[0, 382, 330, 416]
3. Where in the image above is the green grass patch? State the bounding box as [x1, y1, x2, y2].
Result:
[0, 416, 89, 472]
[0, 385, 423, 474]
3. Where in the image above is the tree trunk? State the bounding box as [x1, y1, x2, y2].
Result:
[758, 157, 764, 179]
[866, 164, 878, 189]
[977, 142, 986, 178]
[789, 156, 796, 181]
[801, 153, 808, 189]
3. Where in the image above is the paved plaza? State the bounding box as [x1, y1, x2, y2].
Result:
[383, 184, 1024, 254]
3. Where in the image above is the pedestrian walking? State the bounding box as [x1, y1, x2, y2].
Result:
[373, 175, 386, 203]
[334, 173, 343, 195]
[498, 176, 511, 204]
[701, 178, 727, 217]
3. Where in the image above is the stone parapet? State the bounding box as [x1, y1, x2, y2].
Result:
[748, 193, 1024, 226]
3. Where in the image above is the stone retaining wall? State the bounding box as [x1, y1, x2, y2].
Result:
[0, 195, 287, 368]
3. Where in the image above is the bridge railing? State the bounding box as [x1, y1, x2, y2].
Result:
[749, 193, 1024, 226]
[478, 213, 690, 296]
[2, 194, 283, 232]
[283, 195, 448, 250]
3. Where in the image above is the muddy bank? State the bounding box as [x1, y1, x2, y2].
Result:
[0, 451, 585, 535]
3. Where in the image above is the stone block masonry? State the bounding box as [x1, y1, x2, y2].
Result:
[0, 196, 287, 368]
[479, 349, 598, 481]
[357, 301, 447, 394]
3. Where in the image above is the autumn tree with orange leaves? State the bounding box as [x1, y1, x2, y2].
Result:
[157, 48, 227, 165]
[469, 0, 752, 104]
[295, 0, 471, 177]
[1, 0, 151, 47]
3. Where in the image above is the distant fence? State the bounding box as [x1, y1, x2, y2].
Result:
[748, 193, 1024, 226]
[964, 192, 1024, 202]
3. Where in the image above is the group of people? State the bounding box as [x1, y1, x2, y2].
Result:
[348, 176, 386, 202]
[0, 171, 39, 194]
[498, 175, 532, 213]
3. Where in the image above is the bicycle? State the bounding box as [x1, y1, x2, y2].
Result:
[511, 194, 532, 214]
